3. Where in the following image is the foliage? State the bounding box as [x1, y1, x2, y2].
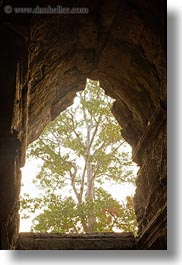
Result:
[21, 79, 138, 235]
[27, 189, 137, 235]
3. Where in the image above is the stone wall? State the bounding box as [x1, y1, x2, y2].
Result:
[16, 232, 136, 250]
[0, 0, 166, 249]
[0, 22, 29, 249]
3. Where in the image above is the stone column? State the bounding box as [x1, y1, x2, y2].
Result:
[0, 25, 25, 249]
[0, 136, 21, 249]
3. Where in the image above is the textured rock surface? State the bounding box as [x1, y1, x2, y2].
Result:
[27, 0, 166, 149]
[16, 232, 136, 250]
[0, 0, 166, 249]
[0, 25, 28, 249]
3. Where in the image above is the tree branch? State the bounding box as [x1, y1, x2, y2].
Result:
[79, 158, 87, 201]
[68, 162, 82, 204]
[92, 141, 106, 156]
[90, 161, 102, 184]
[67, 112, 86, 150]
[39, 138, 59, 158]
[87, 115, 102, 152]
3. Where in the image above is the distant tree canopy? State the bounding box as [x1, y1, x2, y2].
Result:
[21, 79, 138, 235]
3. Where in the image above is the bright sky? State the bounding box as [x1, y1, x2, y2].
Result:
[19, 82, 139, 232]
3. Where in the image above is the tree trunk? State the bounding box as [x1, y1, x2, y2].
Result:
[86, 163, 96, 232]
[85, 122, 95, 231]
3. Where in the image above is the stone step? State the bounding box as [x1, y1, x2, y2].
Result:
[16, 232, 137, 250]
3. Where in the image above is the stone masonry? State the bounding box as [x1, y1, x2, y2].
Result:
[0, 0, 166, 249]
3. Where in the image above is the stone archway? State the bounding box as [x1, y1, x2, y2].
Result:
[0, 0, 166, 249]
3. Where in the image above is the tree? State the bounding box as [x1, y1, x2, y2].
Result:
[21, 79, 138, 234]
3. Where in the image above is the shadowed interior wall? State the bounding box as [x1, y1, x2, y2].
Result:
[0, 0, 166, 249]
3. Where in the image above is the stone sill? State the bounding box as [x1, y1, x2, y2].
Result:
[16, 232, 137, 250]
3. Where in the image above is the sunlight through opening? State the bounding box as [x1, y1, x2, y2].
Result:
[20, 79, 139, 235]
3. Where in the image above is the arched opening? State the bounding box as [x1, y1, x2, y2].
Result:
[20, 79, 139, 236]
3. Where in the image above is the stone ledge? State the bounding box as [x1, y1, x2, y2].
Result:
[16, 232, 136, 250]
